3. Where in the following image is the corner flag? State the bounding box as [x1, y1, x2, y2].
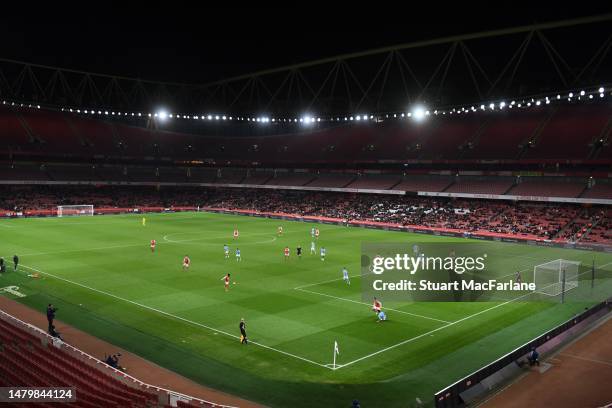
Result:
[333, 340, 340, 369]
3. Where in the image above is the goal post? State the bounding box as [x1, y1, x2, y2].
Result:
[533, 259, 580, 296]
[57, 205, 94, 217]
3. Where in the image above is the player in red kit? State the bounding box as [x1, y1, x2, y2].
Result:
[221, 273, 231, 291]
[150, 239, 156, 253]
[284, 246, 290, 260]
[233, 227, 239, 240]
[372, 297, 382, 314]
[182, 255, 191, 271]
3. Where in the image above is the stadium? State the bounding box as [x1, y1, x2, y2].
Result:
[1, 7, 611, 408]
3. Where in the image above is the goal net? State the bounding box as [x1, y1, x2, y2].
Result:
[533, 259, 580, 296]
[57, 205, 94, 217]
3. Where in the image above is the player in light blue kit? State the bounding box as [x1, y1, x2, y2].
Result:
[320, 247, 326, 261]
[224, 244, 230, 259]
[342, 267, 350, 285]
[235, 248, 241, 262]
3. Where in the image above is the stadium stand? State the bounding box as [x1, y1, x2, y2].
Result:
[418, 118, 483, 159]
[21, 109, 83, 154]
[304, 173, 356, 188]
[523, 106, 612, 160]
[344, 174, 401, 190]
[446, 110, 547, 160]
[444, 177, 514, 195]
[265, 172, 316, 186]
[0, 313, 164, 407]
[0, 185, 609, 245]
[0, 106, 33, 152]
[67, 115, 118, 156]
[581, 182, 612, 199]
[241, 171, 274, 185]
[215, 168, 246, 184]
[2, 104, 612, 163]
[393, 176, 454, 192]
[582, 212, 611, 244]
[506, 178, 587, 198]
[188, 168, 217, 183]
[0, 163, 47, 180]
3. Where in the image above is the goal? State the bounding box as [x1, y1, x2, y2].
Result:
[533, 259, 580, 296]
[57, 205, 94, 217]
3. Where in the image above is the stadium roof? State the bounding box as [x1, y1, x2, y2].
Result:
[1, 6, 611, 115]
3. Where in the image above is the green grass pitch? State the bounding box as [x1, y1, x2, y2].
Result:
[1, 212, 610, 407]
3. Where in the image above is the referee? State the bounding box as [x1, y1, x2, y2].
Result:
[239, 318, 248, 345]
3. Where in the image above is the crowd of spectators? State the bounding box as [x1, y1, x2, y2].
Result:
[0, 185, 609, 244]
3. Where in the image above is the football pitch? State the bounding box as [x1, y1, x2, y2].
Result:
[1, 212, 611, 407]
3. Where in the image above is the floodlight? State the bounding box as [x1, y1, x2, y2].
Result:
[411, 105, 427, 121]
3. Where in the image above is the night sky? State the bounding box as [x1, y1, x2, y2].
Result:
[2, 4, 611, 85]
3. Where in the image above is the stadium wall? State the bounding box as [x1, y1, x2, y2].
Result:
[433, 299, 612, 408]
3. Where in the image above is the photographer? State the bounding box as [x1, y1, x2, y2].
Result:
[104, 353, 125, 371]
[49, 325, 63, 341]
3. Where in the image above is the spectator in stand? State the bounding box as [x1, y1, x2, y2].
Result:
[0, 185, 609, 245]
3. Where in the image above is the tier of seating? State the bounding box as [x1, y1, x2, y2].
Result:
[581, 183, 612, 199]
[507, 180, 587, 198]
[445, 178, 513, 195]
[0, 163, 609, 200]
[0, 185, 609, 245]
[0, 317, 160, 408]
[581, 209, 611, 244]
[462, 110, 546, 160]
[392, 176, 453, 192]
[522, 106, 612, 160]
[344, 174, 401, 190]
[2, 104, 611, 163]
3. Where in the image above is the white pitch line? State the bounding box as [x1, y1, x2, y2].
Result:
[599, 261, 612, 269]
[335, 267, 599, 370]
[334, 293, 530, 370]
[295, 287, 451, 324]
[19, 264, 331, 370]
[294, 272, 374, 290]
[292, 264, 542, 326]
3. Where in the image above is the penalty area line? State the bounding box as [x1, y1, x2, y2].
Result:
[19, 264, 332, 370]
[294, 287, 451, 324]
[336, 286, 546, 370]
